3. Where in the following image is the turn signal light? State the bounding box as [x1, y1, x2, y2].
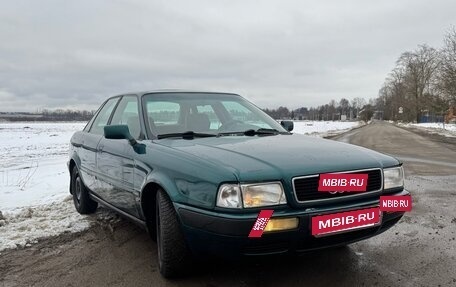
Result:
[263, 217, 299, 232]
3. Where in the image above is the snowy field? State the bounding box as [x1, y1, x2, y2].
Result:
[292, 120, 362, 137]
[0, 122, 89, 250]
[399, 122, 456, 138]
[0, 120, 361, 251]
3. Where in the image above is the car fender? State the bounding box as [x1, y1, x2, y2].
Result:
[140, 167, 220, 210]
[138, 171, 181, 221]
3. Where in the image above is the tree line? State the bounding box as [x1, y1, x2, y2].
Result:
[263, 97, 372, 122]
[374, 27, 456, 122]
[0, 109, 95, 121]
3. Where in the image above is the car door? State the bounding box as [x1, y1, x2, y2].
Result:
[96, 95, 142, 217]
[79, 97, 119, 193]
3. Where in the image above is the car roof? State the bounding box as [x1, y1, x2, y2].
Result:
[140, 89, 242, 97]
[109, 89, 241, 99]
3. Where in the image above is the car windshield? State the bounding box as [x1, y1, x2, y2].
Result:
[143, 92, 287, 137]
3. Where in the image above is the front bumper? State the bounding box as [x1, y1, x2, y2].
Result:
[176, 189, 410, 258]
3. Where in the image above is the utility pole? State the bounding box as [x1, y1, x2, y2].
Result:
[442, 110, 445, 130]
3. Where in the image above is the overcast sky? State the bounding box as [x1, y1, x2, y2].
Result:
[1, 0, 455, 112]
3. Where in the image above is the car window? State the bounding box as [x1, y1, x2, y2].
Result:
[147, 101, 181, 125]
[110, 96, 141, 139]
[221, 101, 269, 128]
[196, 104, 221, 130]
[89, 98, 119, 135]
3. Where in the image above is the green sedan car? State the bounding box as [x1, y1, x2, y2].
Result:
[68, 90, 409, 277]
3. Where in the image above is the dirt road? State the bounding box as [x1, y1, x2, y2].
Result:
[1, 121, 455, 287]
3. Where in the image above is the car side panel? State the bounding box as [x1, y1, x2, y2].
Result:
[69, 131, 83, 173]
[96, 137, 139, 217]
[79, 132, 103, 192]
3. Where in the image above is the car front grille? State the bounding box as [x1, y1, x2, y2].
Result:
[293, 168, 382, 203]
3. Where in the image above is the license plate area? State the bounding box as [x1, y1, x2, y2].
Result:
[311, 207, 382, 237]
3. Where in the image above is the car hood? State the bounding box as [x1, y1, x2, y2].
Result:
[154, 134, 399, 181]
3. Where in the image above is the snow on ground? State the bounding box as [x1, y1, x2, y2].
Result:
[399, 122, 456, 138]
[0, 122, 86, 208]
[0, 196, 90, 250]
[0, 120, 361, 251]
[0, 122, 87, 251]
[292, 120, 363, 137]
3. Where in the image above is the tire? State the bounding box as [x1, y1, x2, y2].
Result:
[71, 166, 98, 214]
[156, 189, 191, 278]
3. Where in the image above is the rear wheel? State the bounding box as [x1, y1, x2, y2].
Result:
[156, 189, 191, 278]
[71, 167, 98, 214]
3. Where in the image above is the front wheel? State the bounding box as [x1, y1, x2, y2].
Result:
[71, 167, 98, 214]
[156, 189, 191, 278]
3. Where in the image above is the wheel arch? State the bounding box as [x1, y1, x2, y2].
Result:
[140, 181, 175, 236]
[68, 155, 83, 195]
[68, 158, 77, 195]
[140, 181, 162, 221]
[68, 159, 76, 173]
[139, 170, 181, 220]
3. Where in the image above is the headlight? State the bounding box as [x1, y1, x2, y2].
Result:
[383, 166, 404, 190]
[216, 182, 287, 208]
[241, 182, 286, 208]
[216, 184, 242, 208]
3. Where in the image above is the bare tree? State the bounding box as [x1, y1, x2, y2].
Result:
[351, 97, 366, 110]
[338, 98, 350, 117]
[378, 66, 414, 121]
[437, 27, 456, 105]
[328, 99, 337, 120]
[351, 97, 366, 119]
[397, 44, 440, 122]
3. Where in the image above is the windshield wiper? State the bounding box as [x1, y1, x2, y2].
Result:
[158, 129, 283, 139]
[217, 128, 281, 137]
[157, 131, 217, 140]
[244, 128, 280, 136]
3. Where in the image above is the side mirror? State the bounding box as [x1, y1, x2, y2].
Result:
[280, 120, 294, 132]
[104, 125, 137, 145]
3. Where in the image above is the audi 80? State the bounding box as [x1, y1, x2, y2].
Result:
[68, 91, 409, 277]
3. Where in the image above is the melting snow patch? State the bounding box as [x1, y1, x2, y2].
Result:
[0, 196, 91, 251]
[399, 122, 456, 137]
